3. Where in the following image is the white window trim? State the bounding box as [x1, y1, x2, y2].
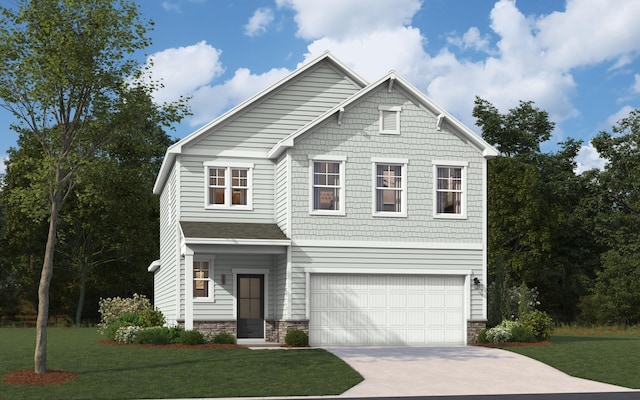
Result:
[378, 105, 401, 134]
[432, 160, 468, 220]
[203, 161, 254, 210]
[193, 256, 215, 302]
[308, 155, 346, 216]
[371, 158, 408, 218]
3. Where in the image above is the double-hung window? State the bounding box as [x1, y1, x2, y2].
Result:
[204, 162, 253, 209]
[433, 161, 467, 219]
[309, 155, 346, 215]
[193, 259, 213, 300]
[372, 158, 407, 217]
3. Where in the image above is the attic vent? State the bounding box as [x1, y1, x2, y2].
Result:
[378, 105, 401, 134]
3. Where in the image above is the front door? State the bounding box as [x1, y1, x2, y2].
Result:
[237, 275, 264, 338]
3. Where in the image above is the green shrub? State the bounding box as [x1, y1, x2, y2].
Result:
[138, 308, 165, 328]
[510, 324, 535, 343]
[212, 331, 236, 344]
[166, 326, 184, 343]
[521, 310, 553, 341]
[177, 330, 205, 345]
[105, 313, 140, 341]
[477, 328, 488, 344]
[284, 329, 309, 346]
[134, 327, 171, 345]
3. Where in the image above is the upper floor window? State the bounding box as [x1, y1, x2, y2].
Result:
[433, 161, 468, 219]
[378, 105, 401, 134]
[193, 259, 213, 300]
[309, 155, 346, 215]
[372, 158, 407, 217]
[204, 162, 253, 209]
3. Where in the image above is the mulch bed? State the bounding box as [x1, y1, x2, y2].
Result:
[472, 341, 553, 347]
[3, 369, 79, 386]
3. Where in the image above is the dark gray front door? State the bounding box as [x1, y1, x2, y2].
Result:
[237, 275, 264, 338]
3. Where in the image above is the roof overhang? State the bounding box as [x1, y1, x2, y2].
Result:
[147, 259, 161, 273]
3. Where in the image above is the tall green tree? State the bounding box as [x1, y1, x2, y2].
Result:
[581, 109, 640, 324]
[474, 97, 598, 322]
[0, 0, 186, 373]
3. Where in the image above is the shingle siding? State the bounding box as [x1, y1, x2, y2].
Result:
[288, 85, 484, 243]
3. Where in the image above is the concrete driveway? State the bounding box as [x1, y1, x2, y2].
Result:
[326, 346, 633, 397]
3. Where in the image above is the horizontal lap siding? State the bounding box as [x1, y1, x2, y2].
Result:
[193, 254, 276, 320]
[190, 62, 362, 154]
[290, 246, 484, 320]
[180, 156, 275, 223]
[289, 85, 485, 243]
[156, 165, 178, 322]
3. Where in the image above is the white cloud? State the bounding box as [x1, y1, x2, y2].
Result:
[0, 154, 7, 175]
[536, 0, 640, 70]
[575, 142, 606, 174]
[447, 27, 492, 53]
[162, 1, 182, 13]
[634, 74, 640, 94]
[302, 26, 429, 83]
[244, 8, 275, 37]
[276, 0, 421, 40]
[602, 105, 635, 131]
[143, 41, 225, 105]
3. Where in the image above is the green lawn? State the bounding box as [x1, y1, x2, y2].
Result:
[502, 327, 640, 389]
[0, 328, 363, 399]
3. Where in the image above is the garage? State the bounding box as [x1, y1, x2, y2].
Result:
[309, 273, 466, 346]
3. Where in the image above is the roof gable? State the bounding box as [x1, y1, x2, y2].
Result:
[153, 52, 368, 194]
[268, 72, 499, 160]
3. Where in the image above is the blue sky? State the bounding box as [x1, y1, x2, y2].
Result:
[2, 0, 640, 174]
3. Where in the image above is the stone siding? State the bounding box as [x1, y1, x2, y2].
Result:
[467, 320, 487, 344]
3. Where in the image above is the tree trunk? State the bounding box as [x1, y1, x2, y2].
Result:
[34, 188, 62, 374]
[75, 262, 88, 327]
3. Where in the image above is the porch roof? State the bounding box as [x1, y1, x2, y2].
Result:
[180, 221, 288, 241]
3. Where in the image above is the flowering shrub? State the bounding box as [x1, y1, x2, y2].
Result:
[485, 320, 521, 343]
[98, 294, 152, 335]
[114, 326, 143, 344]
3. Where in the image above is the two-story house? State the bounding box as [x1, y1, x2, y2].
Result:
[149, 52, 498, 346]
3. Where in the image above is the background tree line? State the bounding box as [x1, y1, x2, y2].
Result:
[475, 97, 640, 326]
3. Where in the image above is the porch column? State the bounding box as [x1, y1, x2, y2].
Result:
[183, 245, 194, 330]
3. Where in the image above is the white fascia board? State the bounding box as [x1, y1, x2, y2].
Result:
[305, 267, 473, 276]
[152, 150, 178, 195]
[268, 72, 398, 160]
[183, 238, 292, 247]
[391, 74, 499, 158]
[292, 239, 482, 250]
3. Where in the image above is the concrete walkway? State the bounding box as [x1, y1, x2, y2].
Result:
[326, 346, 633, 397]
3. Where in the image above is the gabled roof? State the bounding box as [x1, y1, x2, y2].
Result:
[268, 71, 499, 160]
[153, 52, 369, 194]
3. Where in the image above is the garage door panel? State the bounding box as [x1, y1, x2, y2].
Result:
[310, 274, 465, 346]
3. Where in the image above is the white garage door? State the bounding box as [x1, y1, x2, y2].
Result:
[310, 274, 465, 346]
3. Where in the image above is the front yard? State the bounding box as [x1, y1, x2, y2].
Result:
[0, 328, 363, 399]
[502, 326, 640, 389]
